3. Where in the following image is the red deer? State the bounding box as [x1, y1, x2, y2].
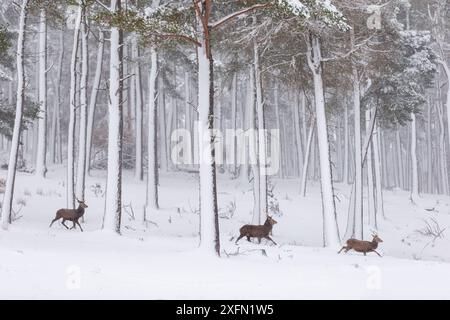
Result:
[235, 216, 278, 245]
[49, 198, 88, 232]
[338, 234, 383, 257]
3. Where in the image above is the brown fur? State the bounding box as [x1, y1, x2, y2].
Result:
[235, 216, 278, 245]
[338, 235, 383, 257]
[49, 199, 88, 231]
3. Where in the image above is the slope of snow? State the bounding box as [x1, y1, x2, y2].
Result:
[0, 167, 450, 299]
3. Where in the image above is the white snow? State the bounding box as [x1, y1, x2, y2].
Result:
[1, 167, 450, 299]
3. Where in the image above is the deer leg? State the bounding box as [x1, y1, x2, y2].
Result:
[258, 237, 261, 244]
[76, 220, 84, 232]
[49, 217, 59, 228]
[235, 234, 245, 244]
[265, 236, 277, 245]
[61, 219, 69, 229]
[70, 220, 76, 230]
[246, 236, 251, 242]
[338, 246, 349, 254]
[373, 250, 382, 257]
[363, 252, 367, 256]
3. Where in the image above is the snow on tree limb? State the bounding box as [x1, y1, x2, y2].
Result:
[277, 0, 349, 30]
[209, 3, 273, 29]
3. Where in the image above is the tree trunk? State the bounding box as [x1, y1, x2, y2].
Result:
[103, 0, 123, 234]
[439, 63, 450, 159]
[230, 72, 238, 175]
[365, 109, 376, 228]
[158, 76, 168, 172]
[380, 130, 389, 188]
[427, 99, 433, 193]
[372, 121, 384, 221]
[410, 112, 419, 200]
[254, 41, 268, 220]
[50, 28, 64, 164]
[343, 102, 349, 184]
[184, 71, 193, 167]
[239, 71, 250, 185]
[294, 92, 304, 179]
[335, 117, 342, 182]
[86, 31, 104, 174]
[395, 129, 404, 189]
[249, 66, 261, 224]
[437, 101, 449, 195]
[1, 0, 29, 229]
[35, 8, 47, 178]
[306, 33, 340, 247]
[345, 37, 363, 240]
[67, 5, 82, 209]
[76, 8, 88, 203]
[274, 81, 284, 179]
[131, 34, 143, 181]
[300, 119, 315, 197]
[195, 4, 220, 256]
[146, 48, 159, 215]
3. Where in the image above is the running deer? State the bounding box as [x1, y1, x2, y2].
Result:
[235, 216, 278, 245]
[338, 233, 383, 257]
[49, 198, 88, 232]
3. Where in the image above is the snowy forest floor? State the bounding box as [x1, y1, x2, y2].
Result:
[1, 166, 450, 299]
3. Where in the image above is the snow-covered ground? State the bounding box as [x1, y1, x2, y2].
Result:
[1, 167, 450, 299]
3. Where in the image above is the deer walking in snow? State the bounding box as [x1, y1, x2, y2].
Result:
[49, 198, 88, 231]
[235, 216, 278, 245]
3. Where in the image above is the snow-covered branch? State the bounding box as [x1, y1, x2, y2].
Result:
[209, 3, 272, 30]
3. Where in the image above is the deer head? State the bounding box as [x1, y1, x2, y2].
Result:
[266, 215, 278, 225]
[76, 198, 88, 209]
[371, 233, 383, 243]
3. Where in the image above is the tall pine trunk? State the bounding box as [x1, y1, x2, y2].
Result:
[306, 33, 340, 247]
[35, 8, 47, 178]
[437, 101, 449, 195]
[132, 34, 143, 181]
[410, 113, 419, 200]
[103, 0, 123, 233]
[249, 66, 261, 224]
[346, 30, 363, 240]
[343, 102, 350, 184]
[230, 72, 238, 175]
[50, 28, 64, 164]
[274, 81, 284, 179]
[254, 41, 268, 220]
[1, 0, 29, 229]
[426, 99, 433, 193]
[67, 5, 82, 209]
[365, 109, 376, 228]
[146, 48, 159, 215]
[86, 31, 104, 174]
[372, 121, 384, 221]
[294, 92, 304, 180]
[439, 63, 450, 159]
[158, 76, 168, 172]
[76, 8, 88, 202]
[196, 4, 220, 255]
[395, 129, 404, 189]
[300, 119, 315, 197]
